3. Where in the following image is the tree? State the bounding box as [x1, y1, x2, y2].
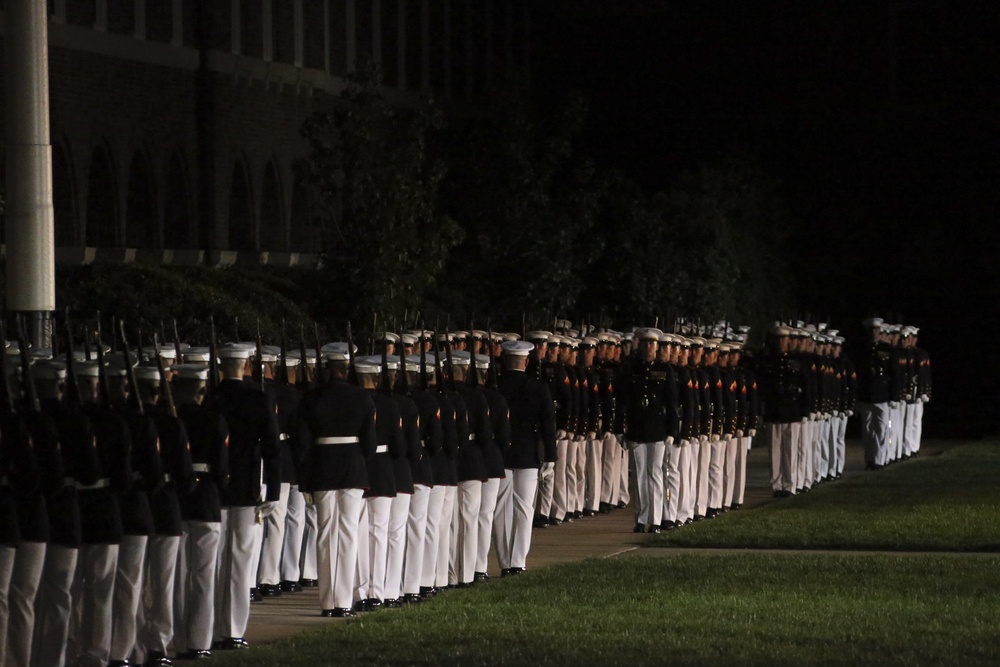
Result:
[299, 59, 462, 329]
[434, 83, 605, 325]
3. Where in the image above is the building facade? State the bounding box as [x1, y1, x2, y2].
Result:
[0, 0, 530, 265]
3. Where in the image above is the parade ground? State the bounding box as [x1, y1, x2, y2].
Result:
[210, 438, 1000, 666]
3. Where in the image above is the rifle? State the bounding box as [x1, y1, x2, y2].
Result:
[277, 319, 290, 385]
[118, 320, 144, 415]
[370, 313, 377, 356]
[63, 309, 82, 407]
[94, 315, 112, 406]
[234, 316, 240, 343]
[486, 319, 498, 389]
[208, 315, 220, 393]
[432, 319, 446, 395]
[419, 319, 429, 392]
[172, 318, 183, 364]
[159, 320, 168, 352]
[14, 318, 39, 413]
[313, 322, 323, 387]
[443, 320, 457, 392]
[396, 328, 409, 394]
[0, 321, 17, 414]
[110, 316, 119, 355]
[467, 319, 479, 388]
[298, 323, 310, 389]
[254, 319, 265, 387]
[378, 334, 391, 394]
[152, 334, 177, 418]
[346, 321, 358, 386]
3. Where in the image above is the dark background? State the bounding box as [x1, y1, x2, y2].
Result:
[530, 1, 1000, 437]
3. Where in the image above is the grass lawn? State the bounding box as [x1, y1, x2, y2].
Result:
[649, 441, 1000, 551]
[211, 553, 1000, 667]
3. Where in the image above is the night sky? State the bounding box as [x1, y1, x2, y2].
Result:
[531, 1, 1000, 436]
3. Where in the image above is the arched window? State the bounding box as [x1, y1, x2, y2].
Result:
[125, 150, 157, 248]
[260, 161, 285, 251]
[52, 141, 78, 246]
[290, 173, 315, 252]
[228, 158, 255, 251]
[85, 144, 118, 247]
[164, 153, 193, 249]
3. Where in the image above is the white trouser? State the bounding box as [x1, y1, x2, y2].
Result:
[136, 534, 180, 661]
[174, 521, 220, 653]
[834, 415, 848, 475]
[402, 485, 430, 596]
[584, 438, 604, 511]
[632, 440, 666, 527]
[890, 403, 905, 460]
[301, 503, 318, 580]
[476, 478, 501, 573]
[796, 420, 811, 490]
[455, 480, 482, 585]
[859, 402, 890, 466]
[911, 401, 925, 454]
[695, 437, 712, 516]
[722, 436, 739, 508]
[0, 545, 14, 667]
[70, 543, 119, 667]
[679, 440, 698, 522]
[110, 534, 148, 661]
[258, 482, 290, 586]
[31, 545, 78, 667]
[435, 486, 457, 588]
[734, 436, 751, 505]
[315, 488, 363, 611]
[664, 440, 682, 523]
[8, 540, 44, 666]
[557, 438, 577, 516]
[707, 437, 725, 510]
[618, 447, 630, 505]
[358, 496, 392, 602]
[494, 469, 538, 570]
[574, 439, 587, 513]
[903, 403, 919, 456]
[421, 486, 446, 589]
[545, 439, 569, 518]
[769, 422, 798, 493]
[600, 433, 622, 505]
[281, 485, 306, 583]
[215, 506, 256, 640]
[384, 493, 411, 601]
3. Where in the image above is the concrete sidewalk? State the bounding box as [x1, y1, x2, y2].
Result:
[243, 438, 951, 644]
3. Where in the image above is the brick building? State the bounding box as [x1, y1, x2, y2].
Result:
[0, 0, 530, 265]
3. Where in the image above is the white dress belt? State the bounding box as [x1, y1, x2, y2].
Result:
[375, 444, 388, 454]
[315, 436, 360, 445]
[192, 463, 213, 473]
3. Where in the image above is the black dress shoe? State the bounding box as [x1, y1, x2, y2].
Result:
[259, 583, 282, 597]
[583, 509, 597, 517]
[548, 515, 562, 526]
[299, 578, 319, 588]
[321, 607, 356, 618]
[352, 599, 371, 613]
[419, 586, 437, 598]
[661, 520, 674, 531]
[214, 637, 249, 650]
[706, 508, 720, 519]
[617, 501, 627, 509]
[731, 503, 742, 510]
[280, 580, 303, 593]
[145, 651, 173, 666]
[574, 511, 583, 520]
[366, 598, 383, 610]
[599, 502, 611, 513]
[646, 525, 661, 534]
[474, 571, 490, 583]
[633, 523, 645, 533]
[383, 598, 403, 608]
[532, 515, 548, 528]
[107, 660, 133, 666]
[175, 649, 211, 660]
[504, 567, 524, 576]
[683, 518, 693, 525]
[403, 593, 423, 604]
[249, 587, 263, 602]
[693, 514, 704, 522]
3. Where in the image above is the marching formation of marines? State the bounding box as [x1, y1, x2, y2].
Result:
[0, 313, 929, 665]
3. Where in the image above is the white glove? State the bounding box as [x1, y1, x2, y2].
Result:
[302, 492, 315, 506]
[575, 434, 586, 442]
[735, 429, 744, 438]
[810, 412, 819, 421]
[889, 401, 900, 409]
[699, 434, 709, 444]
[723, 433, 733, 440]
[587, 431, 597, 441]
[920, 395, 929, 403]
[846, 410, 854, 417]
[259, 501, 279, 518]
[748, 429, 757, 437]
[538, 462, 555, 480]
[800, 417, 809, 424]
[665, 436, 675, 446]
[556, 429, 568, 440]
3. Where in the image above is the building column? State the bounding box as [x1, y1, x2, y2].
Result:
[4, 0, 56, 345]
